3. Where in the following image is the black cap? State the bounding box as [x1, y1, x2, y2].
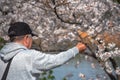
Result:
[8, 22, 37, 37]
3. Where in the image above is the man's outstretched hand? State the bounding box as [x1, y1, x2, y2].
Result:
[76, 43, 86, 52]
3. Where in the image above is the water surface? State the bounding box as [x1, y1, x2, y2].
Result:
[53, 54, 111, 80]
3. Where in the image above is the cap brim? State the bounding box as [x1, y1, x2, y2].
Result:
[31, 33, 38, 37]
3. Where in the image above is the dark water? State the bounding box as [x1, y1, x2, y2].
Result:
[52, 54, 111, 80]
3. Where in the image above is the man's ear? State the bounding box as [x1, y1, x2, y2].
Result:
[23, 35, 29, 47]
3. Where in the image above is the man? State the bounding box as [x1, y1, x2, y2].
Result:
[0, 22, 86, 80]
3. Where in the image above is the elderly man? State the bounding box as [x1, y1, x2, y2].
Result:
[0, 22, 86, 80]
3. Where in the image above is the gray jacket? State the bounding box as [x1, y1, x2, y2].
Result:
[0, 42, 79, 80]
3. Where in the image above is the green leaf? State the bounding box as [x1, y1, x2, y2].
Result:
[49, 70, 53, 74]
[63, 77, 67, 80]
[42, 71, 47, 75]
[0, 37, 4, 42]
[41, 77, 47, 80]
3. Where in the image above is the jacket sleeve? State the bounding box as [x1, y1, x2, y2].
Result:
[31, 47, 79, 73]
